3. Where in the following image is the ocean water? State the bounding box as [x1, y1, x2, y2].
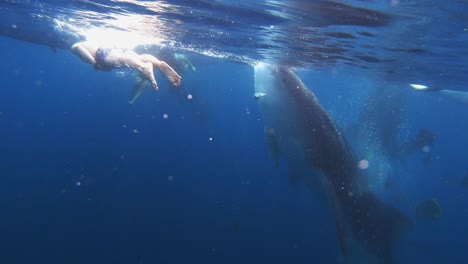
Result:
[0, 1, 467, 263]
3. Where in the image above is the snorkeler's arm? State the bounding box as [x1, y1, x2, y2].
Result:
[71, 43, 96, 65]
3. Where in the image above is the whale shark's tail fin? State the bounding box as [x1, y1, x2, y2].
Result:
[319, 172, 413, 263]
[345, 191, 414, 263]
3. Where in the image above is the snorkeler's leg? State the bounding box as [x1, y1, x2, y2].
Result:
[71, 42, 97, 65]
[115, 51, 159, 91]
[139, 54, 182, 87]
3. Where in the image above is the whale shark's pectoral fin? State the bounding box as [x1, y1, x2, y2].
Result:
[329, 189, 350, 261]
[128, 75, 149, 104]
[314, 172, 352, 262]
[287, 166, 303, 186]
[264, 127, 281, 168]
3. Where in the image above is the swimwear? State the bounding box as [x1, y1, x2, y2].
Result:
[94, 47, 113, 71]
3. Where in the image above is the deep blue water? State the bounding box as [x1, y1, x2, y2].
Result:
[1, 1, 468, 263]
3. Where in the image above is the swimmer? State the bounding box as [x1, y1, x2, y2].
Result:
[409, 84, 468, 105]
[71, 41, 182, 91]
[174, 53, 196, 72]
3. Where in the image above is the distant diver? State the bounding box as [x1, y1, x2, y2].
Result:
[174, 53, 197, 73]
[71, 41, 182, 91]
[128, 74, 150, 104]
[414, 198, 443, 221]
[399, 128, 437, 155]
[149, 46, 197, 74]
[409, 84, 468, 105]
[254, 63, 412, 263]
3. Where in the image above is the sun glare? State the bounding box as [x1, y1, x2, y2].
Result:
[83, 27, 160, 49]
[55, 8, 167, 50]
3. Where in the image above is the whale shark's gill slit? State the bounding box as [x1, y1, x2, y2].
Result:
[254, 63, 412, 263]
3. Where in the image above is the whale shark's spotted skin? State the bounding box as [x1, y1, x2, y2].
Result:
[254, 63, 412, 263]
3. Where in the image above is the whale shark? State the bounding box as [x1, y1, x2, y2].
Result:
[254, 63, 412, 263]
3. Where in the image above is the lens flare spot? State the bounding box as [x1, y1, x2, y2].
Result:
[358, 159, 369, 170]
